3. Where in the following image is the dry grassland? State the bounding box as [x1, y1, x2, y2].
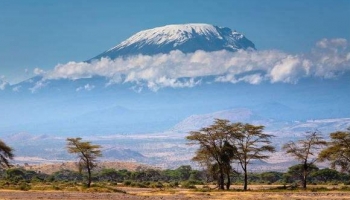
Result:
[1, 186, 350, 200]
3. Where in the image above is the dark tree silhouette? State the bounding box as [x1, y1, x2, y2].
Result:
[0, 139, 14, 169]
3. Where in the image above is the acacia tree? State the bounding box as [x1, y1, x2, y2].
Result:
[66, 137, 102, 187]
[0, 139, 14, 169]
[283, 131, 326, 189]
[186, 119, 235, 190]
[228, 123, 275, 191]
[319, 128, 350, 173]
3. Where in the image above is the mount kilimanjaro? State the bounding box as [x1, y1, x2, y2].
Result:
[90, 23, 255, 61]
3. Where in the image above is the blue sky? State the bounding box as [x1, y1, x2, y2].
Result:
[0, 0, 349, 83]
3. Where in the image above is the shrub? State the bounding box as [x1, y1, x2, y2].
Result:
[150, 182, 163, 188]
[123, 180, 132, 186]
[168, 181, 179, 188]
[19, 182, 31, 191]
[181, 181, 196, 189]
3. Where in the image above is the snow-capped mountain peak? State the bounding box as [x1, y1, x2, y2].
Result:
[90, 23, 255, 61]
[111, 24, 223, 49]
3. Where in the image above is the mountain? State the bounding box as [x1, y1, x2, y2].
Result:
[172, 108, 267, 132]
[90, 23, 255, 61]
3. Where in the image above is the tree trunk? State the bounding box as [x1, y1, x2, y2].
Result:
[303, 163, 308, 189]
[226, 170, 231, 190]
[219, 168, 225, 190]
[243, 164, 248, 191]
[87, 166, 92, 188]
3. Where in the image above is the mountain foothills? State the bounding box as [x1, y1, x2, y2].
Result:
[0, 23, 349, 168]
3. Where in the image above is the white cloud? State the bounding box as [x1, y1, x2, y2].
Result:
[34, 68, 45, 75]
[215, 73, 264, 84]
[0, 76, 9, 90]
[269, 56, 303, 83]
[40, 38, 350, 90]
[316, 38, 347, 49]
[29, 80, 48, 93]
[0, 81, 8, 90]
[76, 84, 95, 92]
[12, 86, 21, 92]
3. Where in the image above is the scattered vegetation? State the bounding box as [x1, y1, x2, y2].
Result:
[0, 164, 350, 192]
[0, 121, 349, 193]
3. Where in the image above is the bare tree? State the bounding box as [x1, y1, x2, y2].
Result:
[283, 131, 327, 189]
[66, 137, 102, 187]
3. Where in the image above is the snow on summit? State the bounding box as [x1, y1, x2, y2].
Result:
[113, 24, 223, 48]
[90, 23, 255, 61]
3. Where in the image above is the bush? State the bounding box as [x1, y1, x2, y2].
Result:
[168, 181, 179, 188]
[123, 180, 132, 186]
[136, 182, 147, 188]
[340, 186, 350, 191]
[19, 182, 31, 191]
[181, 181, 196, 189]
[150, 182, 163, 188]
[52, 184, 61, 190]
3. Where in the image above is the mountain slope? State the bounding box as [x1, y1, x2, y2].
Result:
[90, 23, 255, 60]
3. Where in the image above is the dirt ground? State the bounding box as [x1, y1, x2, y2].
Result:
[1, 189, 350, 200]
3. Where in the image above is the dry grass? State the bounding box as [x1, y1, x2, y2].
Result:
[122, 186, 350, 200]
[1, 184, 350, 200]
[1, 189, 350, 200]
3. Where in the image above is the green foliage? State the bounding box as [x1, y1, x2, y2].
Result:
[260, 171, 284, 184]
[19, 181, 31, 191]
[150, 181, 163, 188]
[6, 168, 26, 182]
[99, 168, 123, 182]
[168, 181, 179, 187]
[2, 165, 350, 191]
[48, 169, 83, 182]
[310, 168, 342, 183]
[0, 139, 14, 169]
[284, 164, 319, 185]
[319, 129, 350, 173]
